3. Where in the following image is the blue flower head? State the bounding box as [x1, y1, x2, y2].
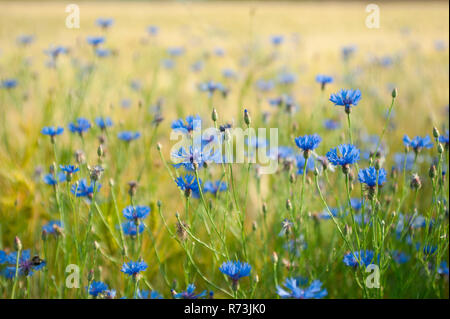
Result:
[0, 250, 6, 264]
[296, 155, 315, 175]
[86, 36, 105, 47]
[255, 79, 275, 92]
[439, 130, 449, 145]
[270, 35, 284, 46]
[438, 261, 449, 276]
[122, 205, 150, 221]
[173, 284, 207, 299]
[71, 179, 101, 198]
[118, 131, 141, 142]
[358, 167, 387, 187]
[219, 260, 251, 282]
[403, 135, 433, 152]
[326, 144, 360, 168]
[392, 251, 410, 264]
[68, 118, 91, 135]
[120, 221, 145, 236]
[95, 117, 113, 130]
[175, 174, 202, 198]
[121, 260, 148, 277]
[316, 74, 334, 90]
[343, 250, 375, 268]
[295, 134, 321, 154]
[171, 115, 201, 134]
[96, 18, 114, 29]
[147, 25, 159, 36]
[43, 172, 66, 185]
[329, 89, 362, 112]
[323, 119, 340, 130]
[88, 281, 108, 297]
[203, 181, 227, 195]
[277, 278, 327, 299]
[41, 126, 64, 138]
[60, 165, 80, 176]
[42, 220, 63, 235]
[2, 79, 18, 89]
[3, 250, 46, 278]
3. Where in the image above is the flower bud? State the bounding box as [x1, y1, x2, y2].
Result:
[286, 199, 292, 211]
[244, 109, 251, 126]
[212, 108, 218, 122]
[438, 143, 444, 154]
[429, 165, 437, 179]
[391, 88, 398, 98]
[156, 143, 162, 151]
[97, 144, 103, 158]
[410, 173, 422, 190]
[433, 127, 440, 139]
[14, 236, 22, 251]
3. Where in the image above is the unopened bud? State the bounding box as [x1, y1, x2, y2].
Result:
[156, 143, 162, 151]
[433, 127, 440, 139]
[244, 109, 251, 126]
[391, 88, 398, 98]
[438, 143, 444, 154]
[429, 165, 437, 179]
[286, 199, 292, 211]
[14, 236, 22, 251]
[410, 173, 422, 190]
[212, 108, 218, 122]
[97, 145, 103, 157]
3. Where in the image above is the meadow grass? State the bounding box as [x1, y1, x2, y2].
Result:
[0, 1, 448, 299]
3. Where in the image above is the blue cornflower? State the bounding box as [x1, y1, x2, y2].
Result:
[329, 89, 362, 112]
[296, 155, 315, 175]
[438, 261, 449, 276]
[294, 134, 321, 155]
[393, 153, 415, 172]
[255, 79, 275, 92]
[315, 74, 334, 90]
[1, 250, 7, 264]
[175, 174, 202, 198]
[172, 145, 221, 171]
[317, 207, 339, 220]
[71, 179, 101, 198]
[173, 284, 206, 299]
[391, 251, 410, 264]
[343, 250, 376, 268]
[167, 47, 185, 57]
[439, 130, 449, 145]
[95, 117, 113, 130]
[95, 48, 111, 58]
[277, 71, 297, 85]
[416, 244, 437, 256]
[323, 119, 340, 130]
[88, 281, 108, 297]
[203, 181, 227, 195]
[270, 35, 284, 46]
[121, 260, 148, 277]
[219, 260, 251, 283]
[222, 68, 237, 79]
[277, 278, 327, 299]
[171, 115, 201, 134]
[120, 221, 145, 236]
[68, 118, 91, 135]
[118, 131, 141, 142]
[342, 45, 357, 60]
[2, 79, 18, 89]
[44, 45, 68, 60]
[16, 34, 34, 46]
[43, 172, 66, 185]
[350, 198, 363, 211]
[96, 18, 114, 29]
[403, 135, 434, 153]
[122, 205, 150, 221]
[161, 58, 175, 69]
[41, 126, 64, 138]
[42, 220, 63, 235]
[3, 250, 46, 278]
[60, 165, 80, 176]
[275, 146, 295, 160]
[136, 289, 163, 299]
[358, 167, 387, 187]
[326, 144, 360, 168]
[191, 60, 204, 72]
[198, 81, 226, 98]
[147, 25, 159, 36]
[86, 36, 105, 47]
